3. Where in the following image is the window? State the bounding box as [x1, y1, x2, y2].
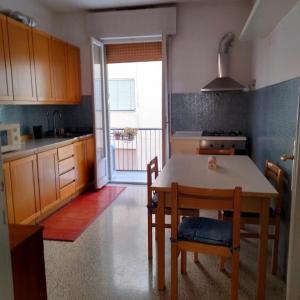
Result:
[108, 79, 135, 111]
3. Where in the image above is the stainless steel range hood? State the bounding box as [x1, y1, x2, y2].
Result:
[201, 32, 246, 92]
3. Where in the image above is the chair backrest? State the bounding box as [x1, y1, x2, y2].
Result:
[171, 183, 242, 249]
[198, 148, 235, 155]
[147, 157, 159, 206]
[265, 160, 284, 213]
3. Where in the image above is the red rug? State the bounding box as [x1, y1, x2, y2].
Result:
[41, 186, 125, 242]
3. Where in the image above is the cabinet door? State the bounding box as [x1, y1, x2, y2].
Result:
[171, 139, 200, 155]
[67, 44, 81, 103]
[37, 149, 59, 213]
[32, 29, 55, 102]
[85, 137, 95, 183]
[10, 155, 40, 224]
[3, 162, 14, 223]
[0, 15, 13, 101]
[7, 17, 36, 101]
[74, 141, 87, 190]
[52, 37, 68, 102]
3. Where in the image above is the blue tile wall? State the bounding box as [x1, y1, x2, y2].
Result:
[0, 96, 93, 135]
[171, 92, 250, 135]
[248, 78, 300, 277]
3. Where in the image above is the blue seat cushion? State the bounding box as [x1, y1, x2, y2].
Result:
[223, 207, 276, 219]
[151, 192, 158, 208]
[178, 217, 232, 247]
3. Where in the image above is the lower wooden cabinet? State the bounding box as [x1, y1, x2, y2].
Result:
[74, 140, 88, 190]
[3, 137, 95, 225]
[37, 149, 60, 214]
[171, 138, 200, 155]
[9, 155, 40, 224]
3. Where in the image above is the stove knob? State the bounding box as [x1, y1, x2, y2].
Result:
[221, 144, 224, 148]
[210, 144, 213, 148]
[232, 144, 236, 148]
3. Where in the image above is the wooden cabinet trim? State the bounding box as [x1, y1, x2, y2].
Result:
[0, 14, 13, 101]
[3, 162, 14, 223]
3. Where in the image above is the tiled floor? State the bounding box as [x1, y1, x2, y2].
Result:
[44, 185, 286, 300]
[111, 170, 147, 183]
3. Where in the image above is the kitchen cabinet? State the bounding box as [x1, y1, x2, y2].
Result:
[3, 136, 95, 224]
[171, 138, 200, 155]
[0, 14, 13, 101]
[9, 225, 47, 300]
[67, 44, 81, 103]
[9, 155, 40, 224]
[3, 162, 14, 223]
[86, 137, 95, 183]
[32, 29, 55, 102]
[6, 17, 36, 102]
[37, 149, 60, 214]
[52, 37, 68, 102]
[74, 140, 88, 190]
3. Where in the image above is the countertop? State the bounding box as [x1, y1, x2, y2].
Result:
[172, 131, 247, 141]
[2, 134, 93, 162]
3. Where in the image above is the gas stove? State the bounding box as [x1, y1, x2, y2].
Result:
[202, 130, 243, 137]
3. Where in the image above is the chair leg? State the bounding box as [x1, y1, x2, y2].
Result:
[171, 243, 178, 300]
[181, 250, 187, 274]
[231, 252, 240, 300]
[272, 219, 280, 275]
[148, 211, 153, 259]
[219, 257, 226, 271]
[194, 252, 199, 263]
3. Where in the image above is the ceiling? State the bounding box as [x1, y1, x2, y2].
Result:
[38, 0, 247, 12]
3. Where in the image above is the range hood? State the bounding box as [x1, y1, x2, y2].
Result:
[201, 32, 246, 92]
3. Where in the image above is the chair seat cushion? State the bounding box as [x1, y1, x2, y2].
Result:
[223, 207, 276, 219]
[178, 217, 232, 247]
[151, 192, 158, 208]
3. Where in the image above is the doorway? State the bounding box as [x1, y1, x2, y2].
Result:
[105, 42, 163, 183]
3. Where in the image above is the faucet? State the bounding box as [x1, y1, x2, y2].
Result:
[53, 110, 62, 137]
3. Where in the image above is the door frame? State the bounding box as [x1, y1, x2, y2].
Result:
[286, 92, 300, 300]
[101, 35, 169, 177]
[90, 37, 110, 188]
[0, 152, 14, 300]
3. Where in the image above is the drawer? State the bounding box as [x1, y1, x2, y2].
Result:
[58, 144, 74, 161]
[59, 169, 75, 188]
[58, 157, 74, 175]
[60, 181, 75, 200]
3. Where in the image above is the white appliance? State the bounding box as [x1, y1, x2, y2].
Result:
[0, 124, 21, 153]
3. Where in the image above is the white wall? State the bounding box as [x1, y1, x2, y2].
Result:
[108, 62, 162, 129]
[0, 0, 56, 34]
[171, 2, 252, 93]
[252, 0, 300, 89]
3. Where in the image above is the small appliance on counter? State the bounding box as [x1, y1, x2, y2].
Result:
[0, 123, 21, 153]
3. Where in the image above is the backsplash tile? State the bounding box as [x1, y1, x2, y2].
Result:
[249, 78, 300, 277]
[171, 92, 250, 135]
[0, 96, 93, 135]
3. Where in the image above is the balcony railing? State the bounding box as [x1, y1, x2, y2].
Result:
[110, 128, 162, 171]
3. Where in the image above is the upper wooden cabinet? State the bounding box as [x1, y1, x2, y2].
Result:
[0, 14, 81, 104]
[32, 29, 55, 102]
[52, 37, 68, 102]
[67, 44, 81, 103]
[0, 15, 13, 101]
[6, 17, 36, 101]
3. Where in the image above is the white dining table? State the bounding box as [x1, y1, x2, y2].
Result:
[151, 154, 278, 300]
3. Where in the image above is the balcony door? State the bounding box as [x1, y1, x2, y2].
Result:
[91, 38, 109, 189]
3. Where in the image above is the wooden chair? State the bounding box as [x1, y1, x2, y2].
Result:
[147, 157, 198, 260]
[198, 148, 235, 155]
[170, 183, 242, 300]
[222, 160, 284, 275]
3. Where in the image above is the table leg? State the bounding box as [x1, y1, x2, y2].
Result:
[256, 199, 270, 300]
[157, 191, 165, 290]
